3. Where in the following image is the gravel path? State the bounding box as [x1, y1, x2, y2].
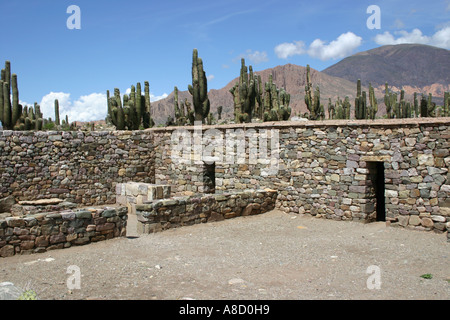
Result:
[1, 210, 449, 300]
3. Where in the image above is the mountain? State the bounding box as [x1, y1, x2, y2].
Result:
[322, 44, 450, 90]
[151, 64, 361, 125]
[150, 44, 450, 125]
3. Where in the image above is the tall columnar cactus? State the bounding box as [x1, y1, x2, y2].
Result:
[106, 90, 112, 124]
[313, 86, 324, 120]
[384, 83, 393, 119]
[419, 93, 436, 118]
[1, 62, 24, 130]
[335, 96, 350, 120]
[327, 98, 335, 120]
[217, 106, 223, 120]
[55, 99, 60, 126]
[174, 86, 191, 126]
[262, 74, 291, 122]
[108, 82, 154, 130]
[413, 92, 419, 117]
[143, 81, 154, 129]
[355, 79, 367, 120]
[368, 83, 378, 120]
[444, 92, 450, 117]
[188, 49, 210, 123]
[230, 58, 260, 123]
[304, 64, 322, 120]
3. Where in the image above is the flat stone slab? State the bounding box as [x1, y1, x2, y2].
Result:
[18, 198, 64, 206]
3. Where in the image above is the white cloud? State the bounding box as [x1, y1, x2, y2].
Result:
[374, 26, 450, 49]
[246, 50, 268, 64]
[150, 93, 168, 102]
[39, 92, 106, 123]
[235, 49, 269, 64]
[207, 74, 215, 81]
[274, 32, 362, 61]
[307, 32, 363, 61]
[274, 41, 306, 59]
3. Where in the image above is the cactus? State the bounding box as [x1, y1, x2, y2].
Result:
[368, 83, 378, 120]
[2, 81, 12, 129]
[230, 58, 260, 123]
[384, 83, 393, 119]
[55, 99, 60, 126]
[262, 74, 291, 122]
[304, 65, 321, 120]
[106, 90, 112, 124]
[174, 86, 188, 126]
[217, 106, 223, 120]
[143, 81, 154, 129]
[413, 92, 419, 117]
[443, 91, 449, 117]
[108, 82, 154, 130]
[188, 49, 210, 123]
[355, 79, 367, 120]
[327, 98, 335, 120]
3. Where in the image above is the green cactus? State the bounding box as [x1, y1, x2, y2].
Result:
[355, 79, 367, 120]
[106, 90, 112, 124]
[304, 64, 322, 120]
[55, 99, 60, 126]
[143, 81, 154, 129]
[217, 106, 223, 120]
[2, 81, 12, 129]
[174, 86, 187, 126]
[414, 92, 419, 118]
[230, 58, 260, 123]
[443, 91, 449, 117]
[262, 74, 291, 122]
[108, 82, 154, 130]
[384, 83, 393, 119]
[188, 49, 210, 123]
[368, 83, 378, 120]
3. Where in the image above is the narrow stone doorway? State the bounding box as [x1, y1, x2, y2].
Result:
[202, 161, 216, 194]
[367, 161, 386, 222]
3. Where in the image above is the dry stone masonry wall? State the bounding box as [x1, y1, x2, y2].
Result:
[135, 189, 277, 234]
[0, 118, 449, 245]
[0, 206, 128, 257]
[0, 130, 155, 206]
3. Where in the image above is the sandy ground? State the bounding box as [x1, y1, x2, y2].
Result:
[0, 210, 448, 300]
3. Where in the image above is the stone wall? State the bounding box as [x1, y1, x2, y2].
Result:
[152, 118, 450, 238]
[1, 118, 449, 239]
[135, 189, 277, 234]
[0, 130, 155, 206]
[0, 206, 128, 258]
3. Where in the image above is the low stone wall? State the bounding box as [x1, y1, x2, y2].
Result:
[135, 189, 277, 234]
[0, 206, 128, 258]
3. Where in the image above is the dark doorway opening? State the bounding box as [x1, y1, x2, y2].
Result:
[203, 161, 216, 194]
[367, 162, 386, 222]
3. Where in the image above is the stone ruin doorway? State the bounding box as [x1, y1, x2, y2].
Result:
[366, 161, 386, 222]
[202, 160, 216, 194]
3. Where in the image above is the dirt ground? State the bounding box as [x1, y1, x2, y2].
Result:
[0, 210, 449, 300]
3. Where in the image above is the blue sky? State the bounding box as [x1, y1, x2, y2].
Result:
[0, 0, 449, 122]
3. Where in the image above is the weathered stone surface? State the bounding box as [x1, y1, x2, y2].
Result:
[0, 196, 16, 214]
